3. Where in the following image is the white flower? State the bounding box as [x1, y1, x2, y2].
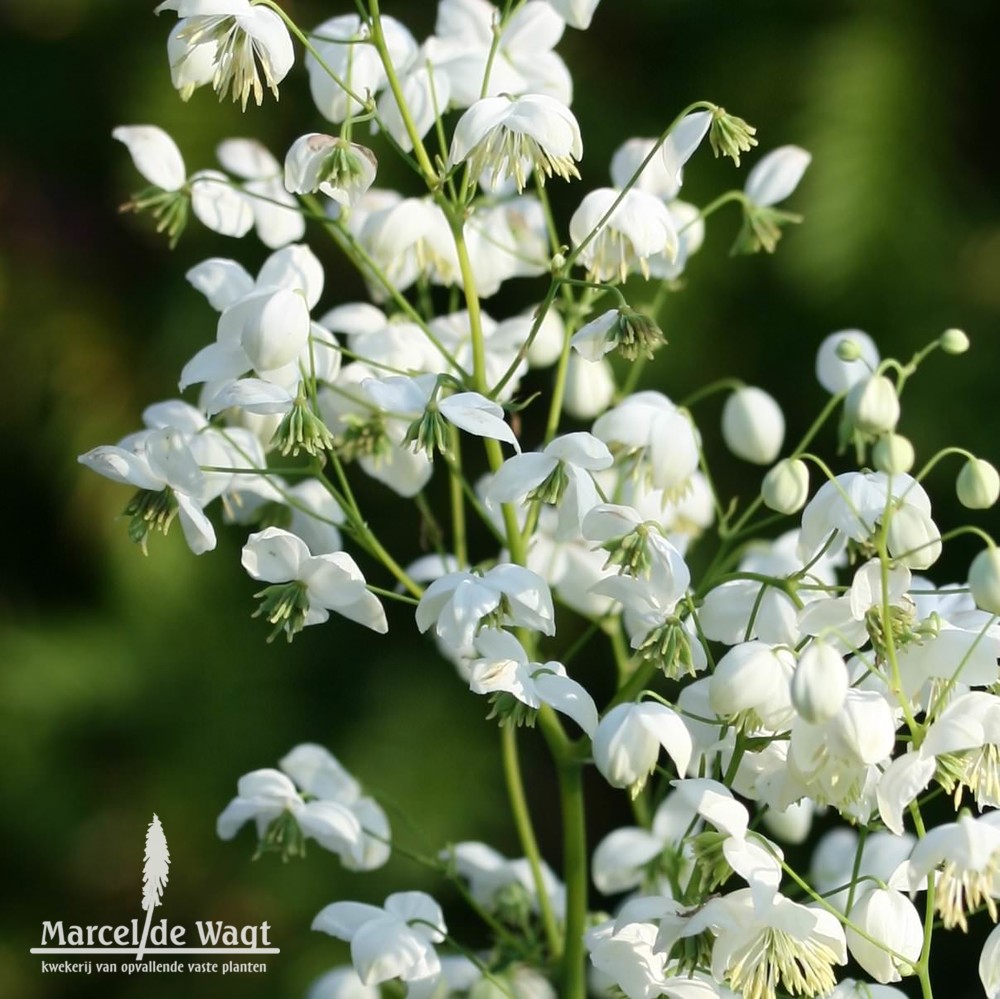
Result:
[426, 0, 572, 108]
[569, 187, 678, 281]
[312, 892, 446, 989]
[156, 0, 295, 109]
[593, 701, 693, 793]
[845, 886, 922, 984]
[284, 134, 377, 206]
[444, 841, 566, 917]
[905, 811, 1000, 930]
[216, 138, 305, 248]
[585, 919, 669, 999]
[593, 392, 699, 494]
[113, 125, 254, 238]
[416, 563, 555, 651]
[815, 330, 880, 394]
[721, 386, 785, 464]
[797, 471, 941, 570]
[709, 642, 795, 732]
[468, 629, 598, 735]
[450, 94, 582, 193]
[78, 410, 230, 555]
[683, 889, 847, 999]
[280, 744, 391, 871]
[241, 527, 388, 639]
[362, 373, 521, 455]
[609, 115, 710, 201]
[306, 15, 417, 124]
[216, 768, 365, 864]
[488, 432, 611, 539]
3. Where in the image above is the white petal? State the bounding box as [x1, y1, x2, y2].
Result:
[241, 526, 309, 582]
[744, 145, 812, 207]
[217, 137, 280, 179]
[534, 671, 598, 736]
[113, 125, 186, 191]
[190, 170, 255, 237]
[440, 392, 521, 452]
[312, 901, 385, 940]
[186, 258, 254, 311]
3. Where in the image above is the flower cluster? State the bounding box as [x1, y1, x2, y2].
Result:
[80, 1, 1000, 997]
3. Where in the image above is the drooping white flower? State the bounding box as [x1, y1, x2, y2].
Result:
[426, 0, 572, 108]
[488, 432, 611, 539]
[593, 701, 693, 793]
[570, 187, 679, 281]
[216, 768, 365, 864]
[797, 471, 941, 570]
[563, 353, 615, 419]
[609, 114, 711, 201]
[280, 744, 391, 871]
[905, 810, 1000, 930]
[305, 15, 418, 123]
[114, 125, 254, 239]
[585, 918, 670, 999]
[362, 373, 521, 456]
[709, 642, 796, 732]
[682, 889, 847, 999]
[312, 892, 446, 990]
[284, 134, 377, 207]
[416, 563, 555, 652]
[78, 403, 249, 555]
[790, 639, 849, 724]
[450, 94, 582, 193]
[593, 392, 699, 494]
[468, 629, 598, 735]
[444, 841, 566, 918]
[156, 0, 295, 109]
[242, 527, 388, 639]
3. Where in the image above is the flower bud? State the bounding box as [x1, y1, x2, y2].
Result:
[872, 433, 914, 474]
[835, 338, 863, 362]
[845, 374, 900, 435]
[969, 547, 1000, 615]
[957, 458, 1000, 509]
[563, 354, 615, 420]
[762, 458, 809, 514]
[941, 328, 970, 354]
[791, 639, 848, 724]
[761, 800, 814, 845]
[721, 387, 785, 464]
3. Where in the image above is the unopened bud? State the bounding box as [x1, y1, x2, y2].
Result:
[957, 458, 1000, 509]
[835, 338, 863, 362]
[762, 458, 809, 514]
[791, 639, 848, 724]
[845, 374, 900, 435]
[872, 433, 915, 474]
[969, 547, 1000, 615]
[722, 387, 785, 464]
[940, 328, 970, 355]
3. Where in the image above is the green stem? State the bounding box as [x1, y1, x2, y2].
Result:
[557, 761, 588, 999]
[500, 726, 561, 957]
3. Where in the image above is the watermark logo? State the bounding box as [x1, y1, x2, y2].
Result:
[31, 814, 279, 979]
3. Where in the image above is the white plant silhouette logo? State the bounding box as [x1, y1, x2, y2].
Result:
[137, 814, 170, 960]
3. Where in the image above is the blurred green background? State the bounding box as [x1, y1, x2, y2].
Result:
[2, 0, 999, 996]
